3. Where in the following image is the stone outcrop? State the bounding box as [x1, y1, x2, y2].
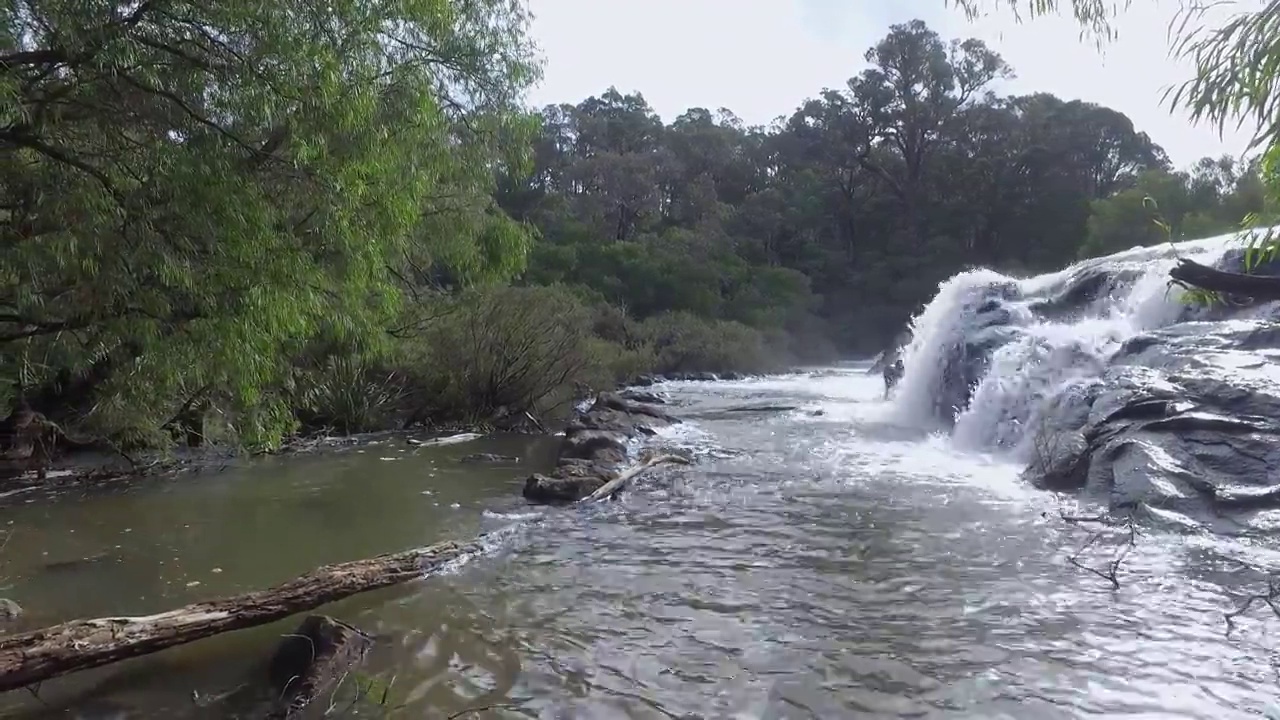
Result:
[1023, 316, 1280, 533]
[929, 243, 1280, 532]
[522, 392, 679, 504]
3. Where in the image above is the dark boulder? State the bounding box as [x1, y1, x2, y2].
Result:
[619, 389, 667, 405]
[1028, 265, 1143, 321]
[1023, 324, 1280, 532]
[523, 472, 608, 503]
[522, 392, 683, 504]
[593, 392, 677, 424]
[560, 429, 629, 465]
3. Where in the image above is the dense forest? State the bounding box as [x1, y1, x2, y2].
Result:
[0, 5, 1273, 457]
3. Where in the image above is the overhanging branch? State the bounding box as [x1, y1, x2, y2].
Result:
[1169, 258, 1280, 301]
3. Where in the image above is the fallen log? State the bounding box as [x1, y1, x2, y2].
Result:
[1169, 258, 1280, 300]
[0, 536, 486, 694]
[579, 454, 692, 503]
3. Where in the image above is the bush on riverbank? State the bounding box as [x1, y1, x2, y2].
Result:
[286, 286, 784, 440]
[641, 312, 786, 376]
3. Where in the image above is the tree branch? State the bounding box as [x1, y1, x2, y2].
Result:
[1169, 258, 1280, 301]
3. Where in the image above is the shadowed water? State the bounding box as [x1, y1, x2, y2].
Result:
[1, 368, 1279, 718]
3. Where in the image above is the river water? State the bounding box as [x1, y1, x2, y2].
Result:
[1, 366, 1280, 719]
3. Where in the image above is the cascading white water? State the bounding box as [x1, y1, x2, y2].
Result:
[888, 231, 1255, 461]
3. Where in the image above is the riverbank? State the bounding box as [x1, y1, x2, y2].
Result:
[0, 285, 809, 488]
[0, 370, 750, 501]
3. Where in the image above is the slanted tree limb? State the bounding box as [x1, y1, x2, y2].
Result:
[1225, 577, 1280, 633]
[0, 536, 487, 694]
[578, 454, 692, 503]
[1169, 258, 1280, 301]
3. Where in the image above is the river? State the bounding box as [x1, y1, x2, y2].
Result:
[0, 365, 1278, 718]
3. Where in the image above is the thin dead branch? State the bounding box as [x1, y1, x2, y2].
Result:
[1225, 576, 1280, 633]
[578, 454, 692, 503]
[1063, 511, 1138, 589]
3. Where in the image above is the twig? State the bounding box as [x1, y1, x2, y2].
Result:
[448, 704, 520, 719]
[23, 682, 48, 707]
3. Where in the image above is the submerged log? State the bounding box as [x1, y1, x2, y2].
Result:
[0, 536, 485, 694]
[268, 615, 374, 719]
[1169, 258, 1280, 300]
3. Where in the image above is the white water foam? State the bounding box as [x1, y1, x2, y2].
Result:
[888, 230, 1256, 461]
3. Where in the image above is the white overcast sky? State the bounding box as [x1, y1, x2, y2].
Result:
[524, 0, 1262, 169]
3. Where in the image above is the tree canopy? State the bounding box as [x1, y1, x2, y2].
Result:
[1, 0, 539, 444]
[0, 10, 1265, 453]
[502, 19, 1246, 353]
[951, 0, 1280, 261]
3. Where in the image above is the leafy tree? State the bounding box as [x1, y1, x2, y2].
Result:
[505, 19, 1184, 356]
[6, 9, 1259, 455]
[0, 0, 539, 445]
[950, 0, 1280, 265]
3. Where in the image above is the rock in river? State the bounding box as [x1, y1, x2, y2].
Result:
[523, 392, 679, 504]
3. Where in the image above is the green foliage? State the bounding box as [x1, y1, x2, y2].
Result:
[641, 312, 785, 376]
[0, 0, 539, 447]
[960, 0, 1280, 274]
[949, 0, 1129, 43]
[395, 285, 624, 424]
[291, 353, 407, 436]
[4, 9, 1260, 451]
[1079, 158, 1277, 260]
[506, 21, 1170, 357]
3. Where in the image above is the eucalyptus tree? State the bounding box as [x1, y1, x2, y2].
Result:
[949, 0, 1280, 260]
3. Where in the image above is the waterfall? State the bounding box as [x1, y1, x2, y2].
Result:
[887, 232, 1251, 463]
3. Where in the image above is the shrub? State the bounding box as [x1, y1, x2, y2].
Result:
[291, 354, 408, 435]
[399, 285, 612, 425]
[640, 312, 786, 375]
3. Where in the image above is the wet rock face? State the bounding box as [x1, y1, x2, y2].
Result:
[522, 393, 679, 504]
[1024, 319, 1280, 532]
[931, 281, 1024, 425]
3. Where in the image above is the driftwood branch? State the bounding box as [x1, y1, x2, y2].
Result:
[1225, 577, 1280, 633]
[1169, 258, 1280, 301]
[0, 536, 487, 693]
[578, 454, 692, 503]
[1061, 511, 1138, 589]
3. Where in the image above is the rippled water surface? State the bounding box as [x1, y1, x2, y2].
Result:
[3, 365, 1280, 719]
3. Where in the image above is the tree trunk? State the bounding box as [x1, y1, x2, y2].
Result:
[1169, 258, 1280, 300]
[0, 536, 486, 693]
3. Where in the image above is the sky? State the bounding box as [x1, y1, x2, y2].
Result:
[523, 0, 1262, 169]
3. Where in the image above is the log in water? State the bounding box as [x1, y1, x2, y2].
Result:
[0, 537, 485, 693]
